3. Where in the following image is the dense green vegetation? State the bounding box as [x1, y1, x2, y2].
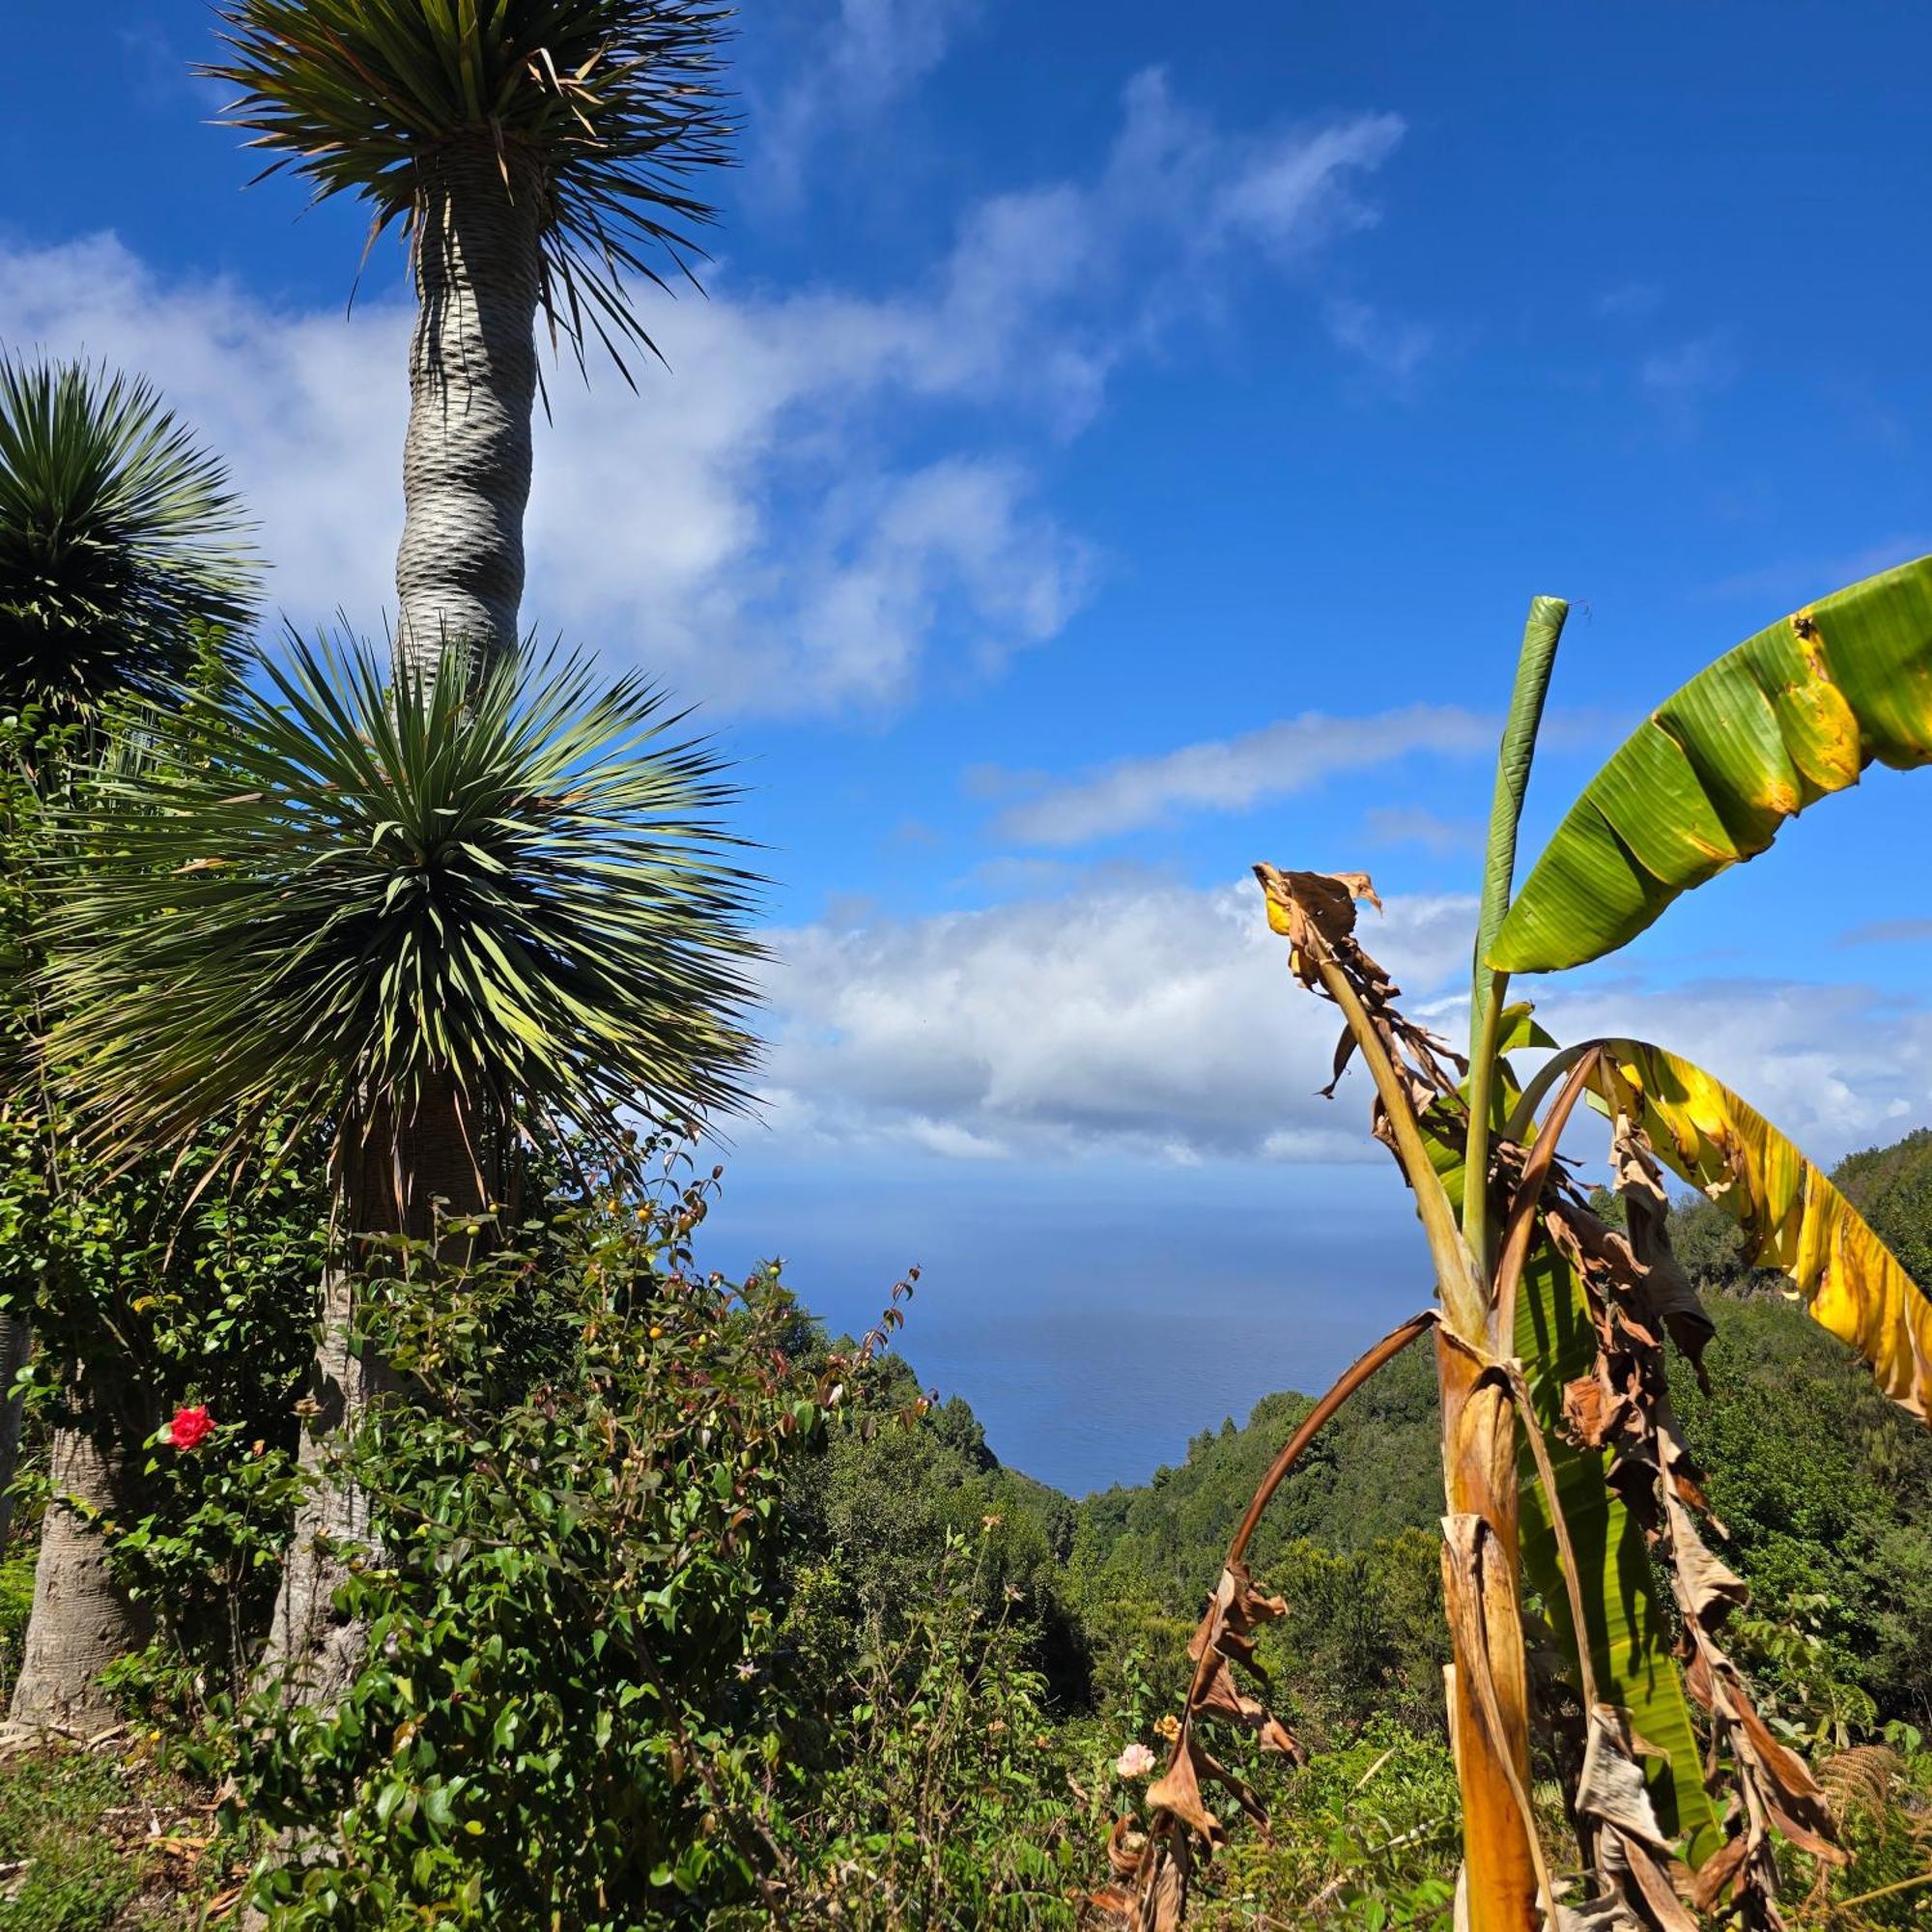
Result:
[1070, 1281, 1932, 1737]
[9, 1153, 1932, 1926]
[2, 1132, 1932, 1924]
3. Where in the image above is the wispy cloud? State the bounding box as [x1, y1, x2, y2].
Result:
[2, 74, 1408, 720]
[1636, 332, 1737, 432]
[1365, 806, 1485, 855]
[759, 0, 983, 195]
[1639, 333, 1734, 397]
[1837, 919, 1932, 949]
[1701, 536, 1930, 611]
[988, 704, 1496, 846]
[1595, 281, 1662, 322]
[1324, 297, 1435, 385]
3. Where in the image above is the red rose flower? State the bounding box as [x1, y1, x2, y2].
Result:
[166, 1405, 214, 1450]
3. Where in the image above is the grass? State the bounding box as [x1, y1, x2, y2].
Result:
[0, 1553, 34, 1707]
[0, 1751, 144, 1930]
[0, 1742, 218, 1931]
[0, 1545, 221, 1932]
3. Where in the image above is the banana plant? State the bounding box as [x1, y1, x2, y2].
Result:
[1098, 554, 1932, 1932]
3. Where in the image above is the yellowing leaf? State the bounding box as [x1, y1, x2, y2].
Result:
[1493, 555, 1932, 973]
[1598, 1040, 1932, 1419]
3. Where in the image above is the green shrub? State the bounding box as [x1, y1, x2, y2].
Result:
[230, 1184, 841, 1928]
[1191, 1721, 1463, 1932]
[746, 1529, 1102, 1930]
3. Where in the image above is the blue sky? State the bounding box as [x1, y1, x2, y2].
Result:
[8, 1, 1932, 1491]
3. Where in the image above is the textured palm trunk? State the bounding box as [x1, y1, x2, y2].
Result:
[1437, 1331, 1541, 1932]
[0, 1308, 31, 1551]
[393, 146, 543, 689]
[257, 1251, 395, 1712]
[261, 1078, 486, 1708]
[392, 149, 541, 696]
[9, 1373, 150, 1736]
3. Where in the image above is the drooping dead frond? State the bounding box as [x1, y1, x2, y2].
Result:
[1091, 1314, 1436, 1930]
[1816, 1747, 1907, 1833]
[1537, 1166, 1843, 1927]
[1253, 865, 1465, 1111]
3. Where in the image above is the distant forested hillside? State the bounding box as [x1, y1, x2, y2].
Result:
[825, 1128, 1932, 1750]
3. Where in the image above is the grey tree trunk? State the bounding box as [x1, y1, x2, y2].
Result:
[256, 1253, 393, 1713]
[0, 1309, 31, 1551]
[9, 1383, 149, 1736]
[260, 1081, 487, 1709]
[394, 147, 543, 690]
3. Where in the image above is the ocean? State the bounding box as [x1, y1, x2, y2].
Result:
[706, 1151, 1431, 1496]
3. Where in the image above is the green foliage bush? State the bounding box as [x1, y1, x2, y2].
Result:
[783, 1349, 1091, 1716]
[0, 1114, 324, 1709]
[1068, 1343, 1449, 1739]
[745, 1530, 1103, 1930]
[5, 1110, 1931, 1925]
[1665, 1294, 1932, 1733]
[1196, 1720, 1462, 1932]
[2, 670, 327, 1724]
[230, 1181, 838, 1927]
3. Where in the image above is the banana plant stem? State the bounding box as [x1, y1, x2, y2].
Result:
[1463, 596, 1569, 1279]
[1492, 1048, 1604, 1350]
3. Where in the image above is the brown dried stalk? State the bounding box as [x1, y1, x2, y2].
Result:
[1090, 1311, 1439, 1932]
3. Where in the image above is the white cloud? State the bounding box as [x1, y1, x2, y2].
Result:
[991, 704, 1496, 845]
[762, 0, 982, 191]
[759, 874, 1477, 1162]
[753, 873, 1932, 1173]
[0, 233, 409, 633]
[1, 73, 1406, 718]
[1536, 977, 1932, 1167]
[1324, 297, 1435, 384]
[0, 233, 1089, 717]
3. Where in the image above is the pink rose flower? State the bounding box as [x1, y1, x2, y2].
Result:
[1115, 1742, 1157, 1779]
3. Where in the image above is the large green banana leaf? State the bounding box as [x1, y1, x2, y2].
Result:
[1492, 554, 1932, 973]
[1421, 1035, 1723, 1864]
[1513, 1237, 1727, 1865]
[1594, 1039, 1932, 1419]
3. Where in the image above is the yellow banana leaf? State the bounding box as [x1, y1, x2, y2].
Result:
[1595, 1040, 1932, 1419]
[1492, 555, 1932, 973]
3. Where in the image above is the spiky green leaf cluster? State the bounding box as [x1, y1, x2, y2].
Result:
[204, 0, 735, 361]
[0, 357, 256, 719]
[43, 636, 762, 1179]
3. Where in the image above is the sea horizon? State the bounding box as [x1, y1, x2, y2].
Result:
[713, 1151, 1426, 1496]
